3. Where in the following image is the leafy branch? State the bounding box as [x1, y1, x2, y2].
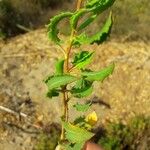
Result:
[45, 0, 116, 149]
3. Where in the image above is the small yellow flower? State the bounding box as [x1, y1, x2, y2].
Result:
[85, 111, 98, 126]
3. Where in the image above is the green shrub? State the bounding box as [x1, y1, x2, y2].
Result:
[0, 0, 32, 37]
[0, 0, 64, 37]
[35, 123, 61, 150]
[35, 0, 62, 8]
[98, 116, 150, 150]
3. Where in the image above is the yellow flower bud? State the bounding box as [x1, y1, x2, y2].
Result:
[85, 111, 98, 126]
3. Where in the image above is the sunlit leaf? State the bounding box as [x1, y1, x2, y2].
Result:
[72, 32, 89, 46]
[86, 0, 99, 9]
[45, 75, 77, 90]
[55, 59, 64, 75]
[73, 102, 92, 112]
[73, 12, 113, 46]
[71, 85, 93, 98]
[74, 116, 93, 130]
[47, 12, 73, 44]
[78, 14, 97, 31]
[71, 79, 93, 98]
[72, 51, 94, 69]
[70, 9, 88, 29]
[90, 12, 113, 44]
[63, 122, 94, 143]
[81, 63, 115, 81]
[86, 0, 115, 15]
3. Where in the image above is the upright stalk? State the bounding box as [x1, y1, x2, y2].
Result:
[60, 0, 83, 141]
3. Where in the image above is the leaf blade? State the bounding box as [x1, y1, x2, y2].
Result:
[72, 51, 94, 69]
[55, 59, 64, 75]
[46, 89, 59, 99]
[73, 102, 92, 112]
[71, 79, 93, 98]
[46, 75, 77, 90]
[81, 63, 115, 81]
[70, 9, 88, 29]
[47, 12, 73, 44]
[90, 12, 113, 45]
[63, 122, 94, 143]
[78, 14, 97, 31]
[86, 0, 116, 15]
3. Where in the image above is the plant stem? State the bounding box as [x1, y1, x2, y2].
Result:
[60, 87, 67, 140]
[66, 0, 83, 71]
[60, 0, 83, 141]
[77, 0, 83, 11]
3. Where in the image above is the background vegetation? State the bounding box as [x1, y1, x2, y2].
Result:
[0, 0, 150, 40]
[34, 116, 150, 150]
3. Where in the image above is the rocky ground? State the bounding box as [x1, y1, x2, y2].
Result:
[0, 29, 150, 150]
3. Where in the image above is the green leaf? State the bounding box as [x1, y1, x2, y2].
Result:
[47, 12, 73, 44]
[45, 75, 77, 90]
[71, 79, 93, 98]
[74, 116, 86, 125]
[70, 9, 88, 29]
[73, 12, 113, 46]
[74, 116, 93, 130]
[66, 143, 85, 150]
[63, 122, 94, 143]
[55, 59, 64, 75]
[78, 14, 97, 31]
[86, 0, 99, 9]
[90, 12, 113, 44]
[44, 75, 53, 84]
[72, 32, 89, 46]
[81, 63, 115, 81]
[86, 0, 115, 14]
[71, 84, 93, 98]
[46, 89, 59, 98]
[73, 102, 92, 112]
[72, 51, 94, 69]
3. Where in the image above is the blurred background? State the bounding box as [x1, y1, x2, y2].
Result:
[0, 0, 150, 40]
[0, 1, 150, 150]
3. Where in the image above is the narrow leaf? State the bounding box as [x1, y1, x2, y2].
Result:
[86, 0, 99, 9]
[70, 9, 87, 29]
[72, 32, 89, 46]
[73, 12, 113, 46]
[71, 85, 93, 98]
[55, 59, 64, 75]
[46, 75, 77, 90]
[47, 12, 73, 43]
[71, 79, 93, 98]
[74, 116, 93, 130]
[78, 14, 97, 31]
[63, 122, 94, 143]
[90, 12, 113, 44]
[72, 51, 94, 69]
[74, 116, 86, 125]
[81, 63, 115, 81]
[73, 102, 92, 112]
[46, 89, 59, 98]
[86, 0, 115, 15]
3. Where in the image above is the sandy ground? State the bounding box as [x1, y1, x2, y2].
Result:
[0, 29, 150, 150]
